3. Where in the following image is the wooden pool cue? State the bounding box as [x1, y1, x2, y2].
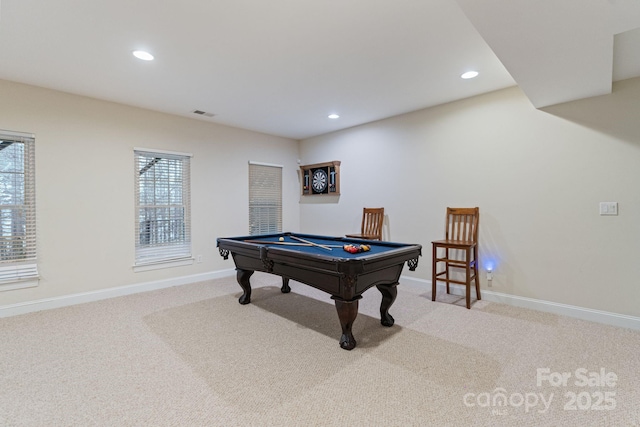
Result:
[244, 240, 310, 246]
[290, 235, 332, 250]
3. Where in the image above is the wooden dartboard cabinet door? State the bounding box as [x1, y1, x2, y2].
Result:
[300, 161, 341, 196]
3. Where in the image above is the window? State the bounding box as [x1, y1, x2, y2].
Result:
[134, 148, 192, 269]
[248, 162, 282, 235]
[0, 130, 37, 288]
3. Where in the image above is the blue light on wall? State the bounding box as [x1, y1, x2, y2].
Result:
[484, 260, 495, 281]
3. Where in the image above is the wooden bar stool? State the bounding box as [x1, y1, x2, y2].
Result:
[432, 207, 480, 309]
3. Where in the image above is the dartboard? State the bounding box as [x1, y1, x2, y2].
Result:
[312, 169, 328, 193]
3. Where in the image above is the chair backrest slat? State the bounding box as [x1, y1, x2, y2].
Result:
[361, 207, 384, 240]
[445, 207, 479, 243]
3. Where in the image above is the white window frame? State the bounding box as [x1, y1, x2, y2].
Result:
[133, 148, 193, 272]
[248, 161, 283, 235]
[0, 130, 38, 291]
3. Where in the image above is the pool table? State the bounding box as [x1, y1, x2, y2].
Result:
[217, 232, 422, 350]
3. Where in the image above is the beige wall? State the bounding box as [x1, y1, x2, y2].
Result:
[0, 79, 300, 306]
[300, 78, 640, 318]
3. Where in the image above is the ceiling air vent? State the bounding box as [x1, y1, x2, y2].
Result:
[192, 110, 215, 118]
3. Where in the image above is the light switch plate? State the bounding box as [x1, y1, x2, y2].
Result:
[599, 202, 618, 216]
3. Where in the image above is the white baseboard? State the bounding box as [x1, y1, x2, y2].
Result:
[0, 269, 236, 318]
[400, 276, 640, 331]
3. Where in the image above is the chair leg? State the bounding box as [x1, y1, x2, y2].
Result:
[431, 247, 437, 302]
[445, 249, 450, 294]
[473, 247, 482, 301]
[465, 248, 471, 309]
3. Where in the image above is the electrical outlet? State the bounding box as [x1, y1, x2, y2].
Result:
[197, 255, 203, 263]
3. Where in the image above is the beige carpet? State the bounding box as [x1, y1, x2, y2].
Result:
[1, 272, 639, 426]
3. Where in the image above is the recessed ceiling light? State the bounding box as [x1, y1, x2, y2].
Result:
[461, 71, 479, 79]
[133, 50, 154, 61]
[328, 114, 340, 119]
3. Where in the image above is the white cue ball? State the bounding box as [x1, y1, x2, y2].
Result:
[279, 237, 284, 241]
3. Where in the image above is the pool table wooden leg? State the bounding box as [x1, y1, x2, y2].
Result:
[281, 277, 291, 293]
[332, 296, 361, 350]
[236, 269, 254, 305]
[377, 283, 397, 327]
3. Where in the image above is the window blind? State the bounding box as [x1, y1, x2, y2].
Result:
[248, 162, 282, 235]
[0, 130, 37, 283]
[134, 149, 191, 265]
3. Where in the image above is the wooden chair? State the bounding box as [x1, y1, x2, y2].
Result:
[432, 207, 480, 309]
[346, 207, 384, 240]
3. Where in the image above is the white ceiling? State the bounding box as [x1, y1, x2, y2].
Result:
[0, 0, 639, 140]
